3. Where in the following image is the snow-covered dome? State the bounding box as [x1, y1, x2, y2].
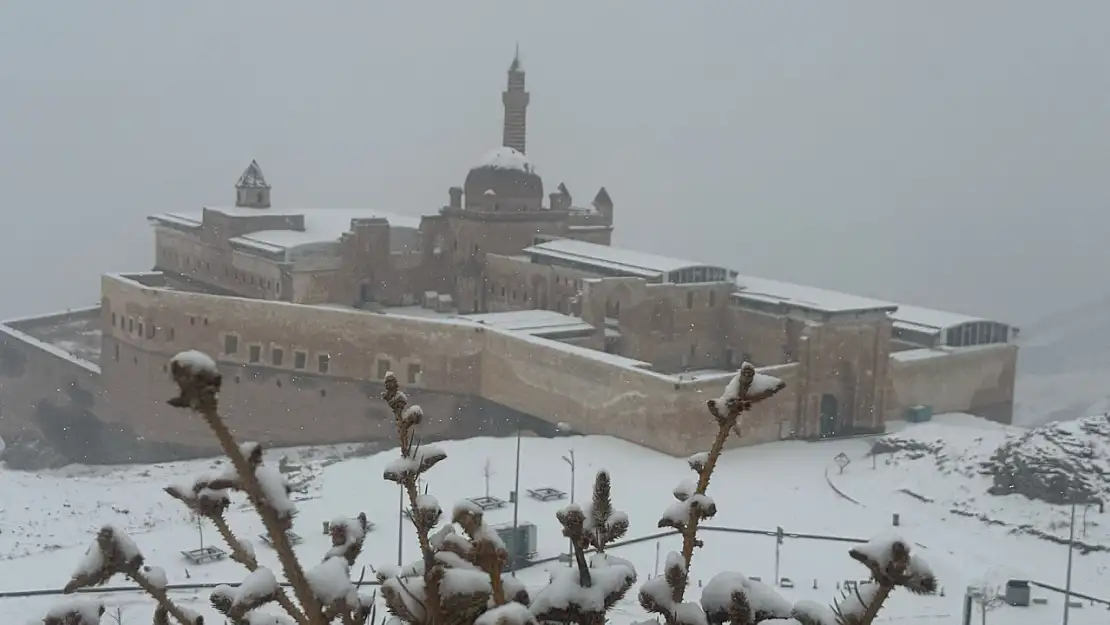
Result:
[464, 147, 544, 210]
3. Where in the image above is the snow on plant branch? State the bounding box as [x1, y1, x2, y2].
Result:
[848, 534, 937, 595]
[65, 525, 144, 592]
[211, 567, 280, 619]
[40, 597, 105, 625]
[531, 471, 638, 623]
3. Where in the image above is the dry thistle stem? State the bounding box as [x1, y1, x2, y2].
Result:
[46, 350, 387, 625]
[379, 375, 550, 625]
[529, 471, 637, 625]
[638, 367, 937, 625]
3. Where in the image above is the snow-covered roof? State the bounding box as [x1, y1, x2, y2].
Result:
[891, 305, 987, 332]
[151, 207, 423, 255]
[235, 160, 270, 189]
[733, 275, 898, 314]
[524, 238, 734, 281]
[464, 310, 596, 338]
[733, 274, 1001, 332]
[473, 146, 535, 174]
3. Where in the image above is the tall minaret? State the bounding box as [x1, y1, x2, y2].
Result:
[502, 44, 530, 154]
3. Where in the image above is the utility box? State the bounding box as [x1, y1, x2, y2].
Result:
[904, 405, 934, 423]
[493, 521, 538, 566]
[1004, 579, 1031, 607]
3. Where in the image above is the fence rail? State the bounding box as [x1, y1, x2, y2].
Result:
[0, 525, 868, 600]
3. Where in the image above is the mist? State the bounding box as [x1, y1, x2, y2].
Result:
[1, 1, 1107, 326]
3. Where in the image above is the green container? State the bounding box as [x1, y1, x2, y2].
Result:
[904, 405, 933, 423]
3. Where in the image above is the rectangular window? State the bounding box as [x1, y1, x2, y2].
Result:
[224, 334, 239, 355]
[686, 292, 695, 309]
[407, 363, 422, 385]
[272, 347, 284, 366]
[114, 343, 120, 361]
[147, 324, 155, 339]
[128, 318, 134, 333]
[249, 344, 261, 363]
[318, 353, 330, 373]
[168, 327, 175, 341]
[377, 359, 391, 380]
[138, 322, 144, 338]
[294, 350, 307, 370]
[709, 291, 716, 307]
[111, 312, 117, 326]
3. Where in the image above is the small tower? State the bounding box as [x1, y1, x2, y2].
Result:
[235, 159, 271, 208]
[592, 186, 614, 222]
[502, 44, 530, 155]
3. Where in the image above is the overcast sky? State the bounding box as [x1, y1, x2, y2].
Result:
[1, 1, 1106, 326]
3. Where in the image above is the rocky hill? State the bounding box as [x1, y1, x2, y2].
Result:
[982, 414, 1110, 506]
[870, 414, 1110, 508]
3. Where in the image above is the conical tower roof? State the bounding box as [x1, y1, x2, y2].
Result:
[236, 160, 270, 189]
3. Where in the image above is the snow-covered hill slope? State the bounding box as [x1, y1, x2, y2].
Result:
[4, 417, 1110, 624]
[1015, 291, 1110, 426]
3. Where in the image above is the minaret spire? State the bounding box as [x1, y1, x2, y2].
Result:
[502, 44, 529, 154]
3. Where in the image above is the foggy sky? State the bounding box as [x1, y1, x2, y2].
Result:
[1, 1, 1107, 326]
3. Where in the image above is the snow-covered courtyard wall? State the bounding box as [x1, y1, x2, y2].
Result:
[887, 343, 1017, 423]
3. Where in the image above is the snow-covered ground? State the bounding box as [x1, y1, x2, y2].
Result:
[4, 417, 1110, 623]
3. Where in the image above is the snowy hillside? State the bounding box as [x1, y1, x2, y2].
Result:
[1015, 291, 1110, 426]
[5, 418, 1110, 623]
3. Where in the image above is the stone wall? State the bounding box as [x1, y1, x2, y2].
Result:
[885, 343, 1018, 423]
[484, 254, 595, 315]
[581, 278, 735, 372]
[0, 318, 101, 436]
[0, 312, 110, 462]
[100, 273, 802, 457]
[479, 328, 801, 455]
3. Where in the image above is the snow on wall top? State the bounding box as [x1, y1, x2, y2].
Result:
[524, 238, 729, 279]
[473, 146, 535, 174]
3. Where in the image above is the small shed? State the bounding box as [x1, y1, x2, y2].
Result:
[1004, 579, 1031, 607]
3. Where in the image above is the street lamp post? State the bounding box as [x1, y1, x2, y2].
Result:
[397, 485, 404, 566]
[562, 450, 576, 566]
[1063, 502, 1076, 625]
[511, 423, 522, 576]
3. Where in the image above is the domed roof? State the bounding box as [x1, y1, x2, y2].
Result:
[464, 147, 543, 205]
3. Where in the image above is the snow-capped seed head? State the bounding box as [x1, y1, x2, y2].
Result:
[239, 442, 263, 466]
[791, 599, 837, 625]
[328, 516, 369, 564]
[673, 479, 696, 502]
[42, 597, 105, 625]
[700, 571, 793, 624]
[401, 404, 424, 426]
[475, 602, 537, 625]
[687, 493, 717, 519]
[164, 476, 232, 517]
[142, 564, 168, 589]
[849, 535, 938, 594]
[167, 350, 222, 410]
[451, 498, 483, 525]
[66, 525, 145, 593]
[687, 452, 709, 473]
[382, 445, 448, 484]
